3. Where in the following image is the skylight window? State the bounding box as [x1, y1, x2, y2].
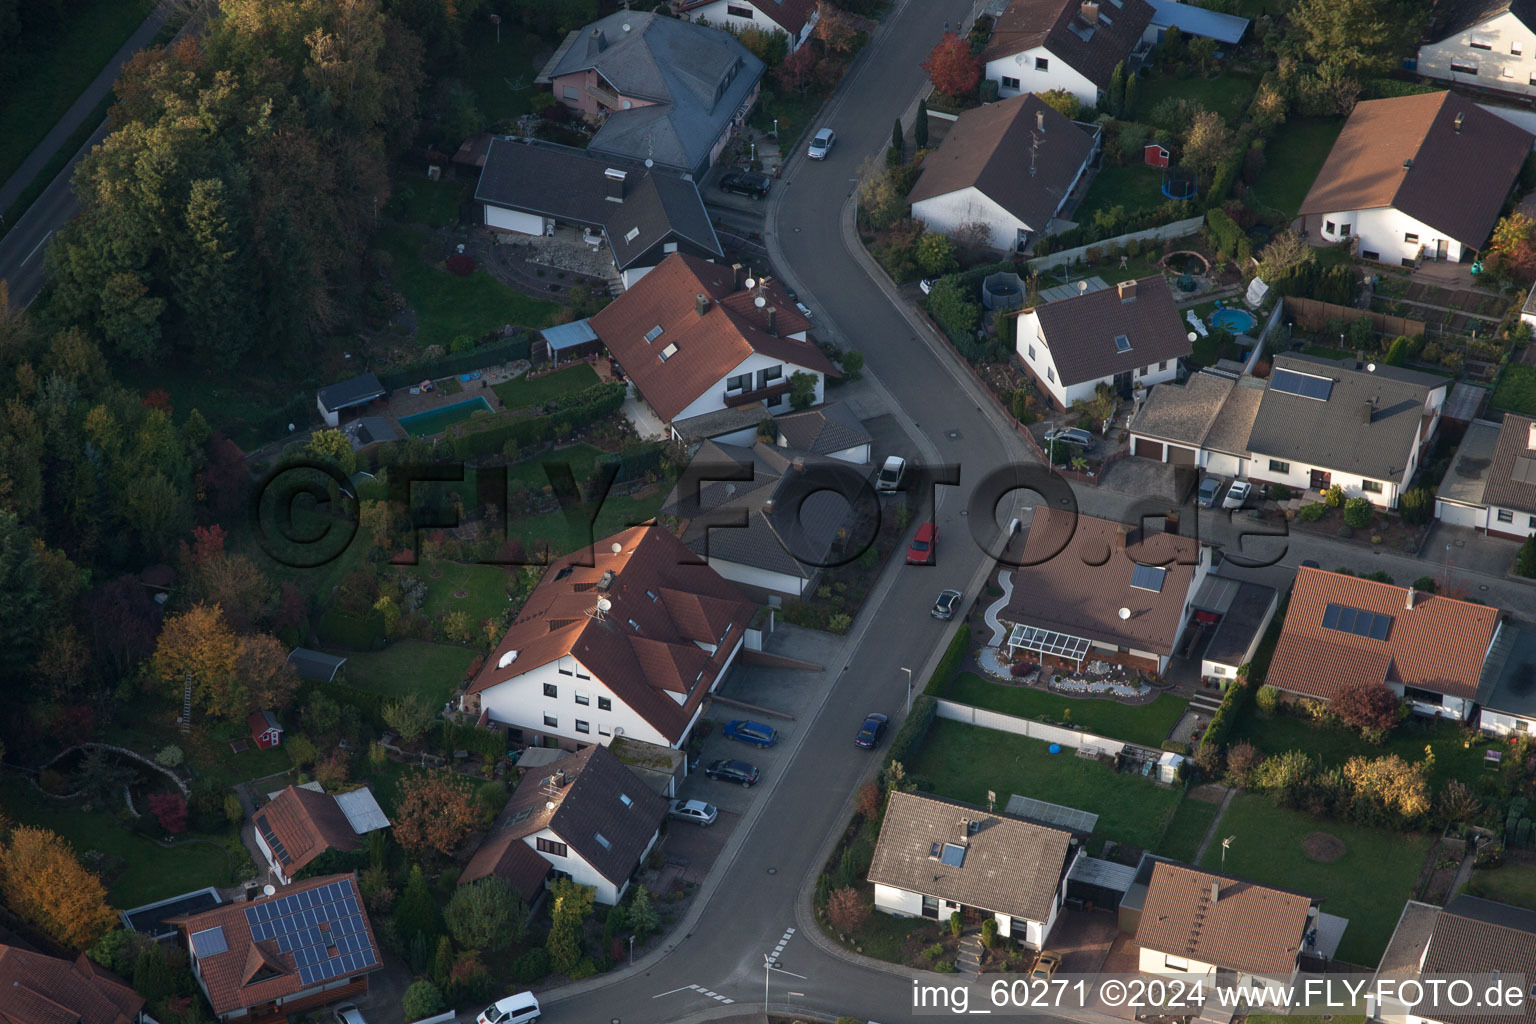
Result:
[620, 793, 633, 807]
[644, 325, 663, 343]
[1130, 565, 1166, 592]
[624, 227, 640, 243]
[939, 843, 967, 867]
[659, 342, 678, 362]
[1114, 334, 1131, 354]
[595, 833, 611, 850]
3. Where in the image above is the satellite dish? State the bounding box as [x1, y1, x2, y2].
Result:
[1187, 332, 1198, 343]
[1118, 607, 1131, 620]
[546, 801, 556, 810]
[1078, 281, 1088, 294]
[754, 296, 766, 308]
[597, 598, 612, 612]
[621, 100, 632, 109]
[744, 277, 756, 289]
[611, 541, 622, 554]
[1367, 362, 1377, 372]
[263, 884, 276, 897]
[288, 423, 296, 432]
[622, 22, 631, 31]
[644, 158, 653, 168]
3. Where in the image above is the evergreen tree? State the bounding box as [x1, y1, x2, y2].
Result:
[915, 98, 929, 149]
[629, 885, 659, 940]
[891, 118, 903, 160]
[1109, 61, 1126, 117]
[1124, 73, 1139, 120]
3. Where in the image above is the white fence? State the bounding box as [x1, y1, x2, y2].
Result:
[934, 698, 1128, 757]
[1027, 216, 1205, 273]
[1249, 298, 1286, 369]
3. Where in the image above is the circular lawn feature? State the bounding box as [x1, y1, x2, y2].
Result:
[453, 589, 469, 598]
[1304, 832, 1346, 863]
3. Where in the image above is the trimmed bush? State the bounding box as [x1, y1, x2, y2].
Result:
[448, 382, 626, 458]
[1343, 497, 1374, 529]
[925, 625, 972, 697]
[886, 695, 937, 771]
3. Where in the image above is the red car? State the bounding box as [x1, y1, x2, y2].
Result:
[907, 522, 937, 565]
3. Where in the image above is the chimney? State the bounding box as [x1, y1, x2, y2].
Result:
[791, 458, 805, 472]
[1455, 112, 1465, 133]
[1113, 528, 1127, 552]
[1406, 587, 1418, 610]
[959, 818, 971, 843]
[767, 307, 777, 336]
[1037, 109, 1046, 132]
[1081, 0, 1099, 22]
[1211, 879, 1220, 903]
[732, 263, 745, 290]
[696, 293, 709, 317]
[604, 168, 626, 202]
[1355, 348, 1365, 370]
[1362, 399, 1374, 424]
[1527, 422, 1536, 450]
[590, 26, 605, 51]
[1118, 279, 1137, 302]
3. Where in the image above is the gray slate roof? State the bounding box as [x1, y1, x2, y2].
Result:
[1430, 0, 1536, 38]
[1131, 371, 1236, 446]
[868, 791, 1075, 924]
[538, 12, 764, 174]
[1032, 276, 1192, 388]
[1481, 413, 1536, 513]
[1245, 355, 1448, 481]
[316, 373, 385, 413]
[774, 401, 872, 458]
[1436, 418, 1502, 507]
[1201, 580, 1278, 667]
[475, 138, 721, 269]
[1476, 624, 1536, 719]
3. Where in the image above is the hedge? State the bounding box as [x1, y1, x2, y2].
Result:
[1196, 679, 1251, 758]
[318, 607, 387, 650]
[1204, 208, 1242, 259]
[1361, 78, 1439, 99]
[433, 720, 510, 758]
[299, 677, 388, 730]
[447, 382, 626, 459]
[925, 625, 971, 697]
[377, 333, 533, 391]
[886, 694, 937, 771]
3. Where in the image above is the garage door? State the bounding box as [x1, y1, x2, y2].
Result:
[1166, 445, 1197, 466]
[1134, 437, 1163, 460]
[1435, 500, 1484, 529]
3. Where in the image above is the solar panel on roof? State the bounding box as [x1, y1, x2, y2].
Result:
[1513, 455, 1536, 485]
[190, 927, 227, 957]
[1270, 368, 1334, 401]
[1322, 602, 1392, 640]
[1130, 564, 1166, 592]
[255, 817, 292, 866]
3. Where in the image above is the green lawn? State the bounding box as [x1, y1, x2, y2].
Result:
[513, 489, 671, 559]
[1248, 117, 1345, 224]
[908, 719, 1184, 852]
[385, 176, 467, 228]
[1493, 363, 1536, 416]
[1134, 71, 1258, 124]
[462, 25, 547, 128]
[1198, 794, 1430, 965]
[0, 0, 156, 189]
[193, 718, 294, 792]
[752, 88, 828, 154]
[946, 673, 1187, 748]
[334, 640, 481, 706]
[506, 444, 605, 490]
[1464, 863, 1536, 909]
[493, 363, 600, 410]
[377, 225, 562, 351]
[1075, 165, 1169, 223]
[1154, 796, 1220, 862]
[402, 561, 518, 626]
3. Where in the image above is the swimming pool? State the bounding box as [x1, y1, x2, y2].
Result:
[1210, 307, 1257, 333]
[397, 396, 493, 437]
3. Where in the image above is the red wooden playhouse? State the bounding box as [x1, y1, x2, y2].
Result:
[247, 710, 283, 749]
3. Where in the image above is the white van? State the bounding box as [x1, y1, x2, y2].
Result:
[478, 992, 540, 1024]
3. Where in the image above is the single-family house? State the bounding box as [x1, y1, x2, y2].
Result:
[461, 743, 667, 906]
[1375, 895, 1536, 1024]
[0, 945, 147, 1024]
[907, 94, 1099, 253]
[1242, 354, 1449, 508]
[678, 0, 820, 52]
[589, 253, 840, 441]
[1297, 92, 1533, 265]
[252, 784, 391, 886]
[1433, 414, 1536, 538]
[1416, 0, 1536, 100]
[1002, 508, 1212, 674]
[463, 525, 755, 750]
[474, 138, 723, 290]
[537, 12, 764, 178]
[1016, 277, 1191, 411]
[659, 439, 865, 598]
[247, 711, 283, 750]
[1264, 566, 1501, 721]
[775, 401, 872, 464]
[1475, 622, 1536, 737]
[982, 0, 1156, 109]
[867, 791, 1082, 948]
[172, 873, 382, 1022]
[315, 373, 385, 429]
[1128, 369, 1265, 477]
[1140, 0, 1249, 46]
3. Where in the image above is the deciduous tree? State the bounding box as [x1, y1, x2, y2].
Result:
[147, 793, 189, 834]
[1290, 0, 1424, 78]
[237, 632, 299, 712]
[0, 827, 118, 948]
[1332, 682, 1403, 742]
[827, 886, 870, 933]
[914, 232, 958, 277]
[152, 603, 241, 718]
[814, 1, 858, 53]
[921, 32, 980, 99]
[1490, 212, 1536, 284]
[383, 692, 435, 745]
[1181, 110, 1236, 183]
[446, 877, 527, 951]
[1343, 753, 1429, 823]
[393, 771, 477, 857]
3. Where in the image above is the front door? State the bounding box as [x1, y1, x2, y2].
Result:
[1436, 239, 1449, 260]
[1310, 469, 1331, 491]
[1114, 371, 1133, 399]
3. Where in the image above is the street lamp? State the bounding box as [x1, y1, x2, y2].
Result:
[901, 667, 913, 714]
[628, 934, 634, 966]
[763, 954, 807, 1014]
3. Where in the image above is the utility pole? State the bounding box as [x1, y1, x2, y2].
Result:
[901, 667, 913, 714]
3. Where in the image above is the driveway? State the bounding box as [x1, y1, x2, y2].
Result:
[1425, 521, 1523, 579]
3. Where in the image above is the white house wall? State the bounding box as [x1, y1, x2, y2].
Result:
[686, 0, 816, 50]
[621, 265, 657, 290]
[1480, 707, 1536, 737]
[1488, 504, 1536, 538]
[478, 659, 672, 748]
[526, 827, 628, 905]
[1435, 497, 1487, 530]
[1205, 451, 1247, 478]
[912, 186, 1031, 252]
[252, 828, 294, 886]
[707, 556, 809, 598]
[1418, 11, 1536, 99]
[670, 349, 825, 424]
[986, 46, 1100, 107]
[485, 206, 548, 235]
[1018, 309, 1182, 410]
[873, 883, 925, 918]
[1315, 207, 1471, 264]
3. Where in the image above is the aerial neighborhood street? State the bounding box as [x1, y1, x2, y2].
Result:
[7, 0, 1536, 1023]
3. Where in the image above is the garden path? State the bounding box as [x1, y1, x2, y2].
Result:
[1192, 786, 1236, 864]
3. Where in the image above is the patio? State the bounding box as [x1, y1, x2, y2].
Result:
[493, 224, 622, 285]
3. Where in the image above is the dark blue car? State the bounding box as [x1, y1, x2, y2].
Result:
[855, 713, 888, 749]
[722, 720, 778, 747]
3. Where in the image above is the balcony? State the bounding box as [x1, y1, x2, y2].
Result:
[586, 82, 624, 110]
[723, 382, 790, 407]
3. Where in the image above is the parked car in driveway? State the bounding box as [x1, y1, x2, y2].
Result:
[719, 171, 771, 199]
[704, 759, 760, 787]
[808, 127, 836, 159]
[334, 1005, 367, 1024]
[854, 713, 888, 749]
[907, 522, 937, 565]
[1043, 427, 1093, 448]
[877, 455, 906, 491]
[1031, 952, 1062, 981]
[479, 992, 540, 1024]
[1223, 480, 1252, 509]
[1197, 476, 1223, 508]
[669, 799, 718, 825]
[722, 719, 777, 747]
[920, 278, 935, 295]
[932, 589, 962, 620]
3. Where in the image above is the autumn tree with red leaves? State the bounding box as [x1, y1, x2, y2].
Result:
[393, 771, 478, 858]
[921, 33, 981, 99]
[827, 886, 870, 933]
[148, 793, 189, 833]
[1332, 682, 1404, 743]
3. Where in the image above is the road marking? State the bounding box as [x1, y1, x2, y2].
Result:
[769, 924, 796, 961]
[22, 231, 52, 267]
[654, 984, 732, 1005]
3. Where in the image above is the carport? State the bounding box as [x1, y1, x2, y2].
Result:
[1067, 856, 1137, 911]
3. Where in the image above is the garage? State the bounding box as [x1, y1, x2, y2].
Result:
[1133, 437, 1164, 459]
[1435, 499, 1485, 529]
[1165, 444, 1197, 466]
[1066, 855, 1137, 911]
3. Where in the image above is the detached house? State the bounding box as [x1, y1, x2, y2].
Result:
[1417, 0, 1536, 100]
[0, 945, 147, 1024]
[1297, 92, 1533, 265]
[907, 94, 1099, 253]
[537, 12, 764, 178]
[461, 743, 668, 906]
[679, 0, 819, 52]
[868, 791, 1082, 948]
[982, 0, 1155, 109]
[463, 525, 755, 750]
[1433, 414, 1536, 538]
[590, 253, 839, 442]
[1016, 277, 1191, 411]
[252, 784, 390, 886]
[1376, 896, 1536, 1024]
[1265, 567, 1501, 721]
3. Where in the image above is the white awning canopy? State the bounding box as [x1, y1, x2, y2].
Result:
[1008, 623, 1092, 662]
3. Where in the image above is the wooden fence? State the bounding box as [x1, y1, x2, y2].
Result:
[1286, 296, 1426, 338]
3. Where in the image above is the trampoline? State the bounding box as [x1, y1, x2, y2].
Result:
[1162, 165, 1197, 201]
[1210, 307, 1257, 333]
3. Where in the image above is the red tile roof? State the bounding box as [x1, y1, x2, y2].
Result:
[468, 525, 755, 745]
[0, 948, 144, 1024]
[589, 253, 837, 422]
[1265, 567, 1500, 702]
[255, 785, 363, 876]
[1136, 863, 1314, 977]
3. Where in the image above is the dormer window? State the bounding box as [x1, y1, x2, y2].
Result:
[644, 325, 664, 343]
[659, 343, 678, 362]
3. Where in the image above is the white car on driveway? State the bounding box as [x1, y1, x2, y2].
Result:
[669, 799, 718, 826]
[1223, 480, 1252, 509]
[876, 455, 906, 491]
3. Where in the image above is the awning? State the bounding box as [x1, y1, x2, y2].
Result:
[1008, 623, 1092, 662]
[539, 318, 599, 352]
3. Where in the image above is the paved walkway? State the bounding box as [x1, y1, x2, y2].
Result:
[981, 568, 1011, 645]
[1192, 786, 1237, 864]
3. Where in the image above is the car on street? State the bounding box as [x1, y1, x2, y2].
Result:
[1223, 480, 1252, 509]
[877, 455, 906, 491]
[932, 589, 962, 620]
[719, 171, 771, 199]
[1043, 427, 1093, 448]
[722, 719, 778, 747]
[478, 992, 540, 1024]
[854, 713, 888, 749]
[1197, 476, 1223, 508]
[808, 127, 836, 159]
[1031, 952, 1062, 981]
[704, 759, 760, 787]
[669, 799, 718, 826]
[1301, 559, 1321, 569]
[907, 521, 937, 565]
[334, 1005, 367, 1024]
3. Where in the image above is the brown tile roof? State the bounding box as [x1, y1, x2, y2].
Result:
[1135, 863, 1314, 977]
[1481, 414, 1536, 513]
[1004, 508, 1201, 657]
[462, 744, 668, 890]
[982, 0, 1155, 88]
[589, 253, 837, 423]
[467, 526, 756, 745]
[908, 94, 1096, 231]
[1265, 567, 1500, 702]
[868, 791, 1075, 923]
[1030, 276, 1192, 388]
[255, 785, 363, 875]
[678, 0, 819, 36]
[1130, 371, 1237, 447]
[1429, 0, 1536, 40]
[1297, 92, 1533, 250]
[1418, 896, 1536, 1024]
[175, 873, 381, 1017]
[0, 948, 145, 1024]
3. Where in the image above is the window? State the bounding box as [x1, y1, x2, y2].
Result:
[1165, 956, 1190, 971]
[645, 589, 658, 601]
[1404, 232, 1418, 244]
[1498, 509, 1515, 523]
[1361, 480, 1383, 494]
[544, 682, 559, 697]
[620, 793, 633, 807]
[644, 325, 664, 343]
[1027, 345, 1036, 361]
[921, 895, 939, 919]
[1530, 71, 1536, 84]
[1339, 223, 1351, 237]
[1361, 250, 1379, 261]
[1001, 75, 1020, 89]
[562, 86, 579, 101]
[1514, 41, 1525, 54]
[1452, 59, 1480, 74]
[1471, 38, 1493, 50]
[1325, 220, 1336, 234]
[1529, 516, 1536, 528]
[1268, 459, 1290, 474]
[1505, 66, 1517, 78]
[1035, 56, 1049, 70]
[1159, 359, 1168, 371]
[758, 365, 783, 387]
[659, 342, 678, 362]
[543, 713, 558, 728]
[575, 692, 590, 706]
[557, 658, 573, 677]
[594, 832, 611, 850]
[1047, 366, 1055, 383]
[536, 838, 568, 857]
[598, 696, 612, 711]
[663, 241, 678, 253]
[726, 372, 750, 392]
[727, 4, 753, 17]
[575, 720, 590, 734]
[575, 664, 590, 680]
[624, 226, 640, 243]
[599, 723, 611, 736]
